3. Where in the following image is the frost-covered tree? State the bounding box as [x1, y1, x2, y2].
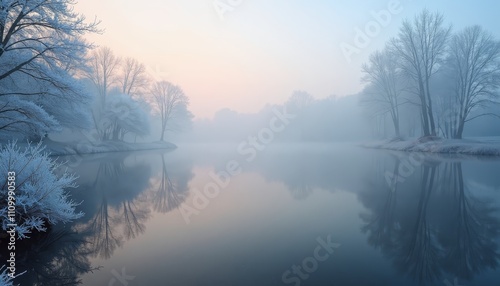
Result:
[445, 26, 500, 139]
[0, 96, 60, 140]
[390, 10, 451, 136]
[150, 81, 190, 141]
[0, 0, 99, 138]
[100, 93, 150, 141]
[85, 48, 154, 142]
[0, 142, 83, 239]
[362, 48, 406, 137]
[86, 47, 119, 140]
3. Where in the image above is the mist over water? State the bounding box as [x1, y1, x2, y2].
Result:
[5, 144, 497, 286]
[2, 1, 500, 286]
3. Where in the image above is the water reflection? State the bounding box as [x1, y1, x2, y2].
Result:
[150, 154, 190, 213]
[1, 227, 96, 286]
[73, 151, 194, 259]
[5, 146, 500, 285]
[73, 152, 152, 259]
[360, 156, 500, 284]
[232, 146, 500, 284]
[2, 150, 193, 285]
[438, 163, 500, 280]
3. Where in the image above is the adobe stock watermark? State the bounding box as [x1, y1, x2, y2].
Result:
[213, 0, 244, 21]
[179, 106, 295, 224]
[340, 0, 405, 63]
[281, 235, 341, 286]
[108, 267, 135, 286]
[384, 152, 425, 191]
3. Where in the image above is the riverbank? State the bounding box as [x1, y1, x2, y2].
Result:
[5, 139, 177, 156]
[362, 136, 500, 156]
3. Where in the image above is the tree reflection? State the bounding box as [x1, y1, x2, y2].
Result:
[360, 157, 500, 284]
[438, 163, 500, 280]
[151, 154, 189, 213]
[5, 150, 194, 284]
[75, 153, 152, 259]
[72, 151, 193, 261]
[1, 227, 97, 286]
[360, 159, 400, 253]
[85, 196, 123, 259]
[392, 164, 441, 283]
[121, 199, 148, 240]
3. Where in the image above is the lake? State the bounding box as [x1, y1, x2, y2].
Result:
[12, 144, 500, 286]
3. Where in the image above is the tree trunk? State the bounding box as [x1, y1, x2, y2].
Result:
[391, 110, 400, 137]
[454, 120, 465, 139]
[420, 98, 430, 136]
[425, 83, 436, 136]
[418, 79, 430, 136]
[160, 127, 165, 141]
[394, 120, 400, 137]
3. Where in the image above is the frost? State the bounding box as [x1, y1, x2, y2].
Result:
[0, 264, 24, 286]
[0, 0, 98, 140]
[0, 142, 83, 239]
[100, 93, 151, 140]
[0, 265, 14, 286]
[362, 137, 500, 156]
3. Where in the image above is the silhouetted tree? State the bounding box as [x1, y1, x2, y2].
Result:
[445, 26, 500, 138]
[390, 10, 451, 136]
[362, 48, 405, 137]
[150, 81, 190, 141]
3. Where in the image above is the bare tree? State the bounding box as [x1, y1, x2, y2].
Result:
[446, 26, 500, 139]
[120, 57, 149, 98]
[150, 81, 189, 141]
[87, 47, 121, 108]
[362, 48, 405, 137]
[390, 10, 451, 136]
[85, 47, 122, 140]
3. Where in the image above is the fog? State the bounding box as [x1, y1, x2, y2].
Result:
[65, 1, 500, 144]
[3, 1, 500, 286]
[72, 0, 500, 119]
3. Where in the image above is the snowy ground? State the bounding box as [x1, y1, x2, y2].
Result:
[6, 139, 177, 156]
[362, 136, 500, 156]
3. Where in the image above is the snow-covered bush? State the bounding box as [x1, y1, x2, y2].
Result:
[0, 265, 14, 286]
[0, 142, 83, 239]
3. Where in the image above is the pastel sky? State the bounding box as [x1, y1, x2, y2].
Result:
[74, 0, 500, 119]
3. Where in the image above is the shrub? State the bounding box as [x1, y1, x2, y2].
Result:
[0, 265, 14, 286]
[0, 142, 82, 239]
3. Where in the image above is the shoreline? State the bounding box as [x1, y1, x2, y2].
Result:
[361, 136, 500, 157]
[1, 140, 177, 157]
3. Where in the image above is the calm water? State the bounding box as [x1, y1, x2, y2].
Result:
[10, 144, 500, 286]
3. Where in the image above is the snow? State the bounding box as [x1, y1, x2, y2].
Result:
[362, 136, 500, 156]
[0, 142, 82, 239]
[0, 265, 14, 286]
